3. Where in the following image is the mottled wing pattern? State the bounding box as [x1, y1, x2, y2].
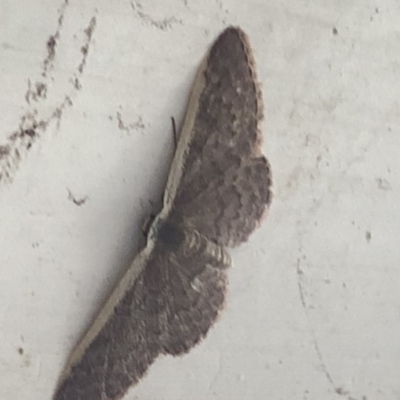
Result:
[54, 252, 163, 400]
[54, 239, 228, 400]
[168, 27, 272, 247]
[158, 232, 228, 356]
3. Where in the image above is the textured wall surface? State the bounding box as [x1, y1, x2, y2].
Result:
[1, 1, 399, 399]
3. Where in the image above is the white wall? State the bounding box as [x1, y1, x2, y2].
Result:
[0, 1, 399, 399]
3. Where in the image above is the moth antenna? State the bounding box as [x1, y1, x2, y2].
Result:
[170, 116, 178, 148]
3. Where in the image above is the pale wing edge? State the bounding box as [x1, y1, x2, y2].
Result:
[53, 240, 156, 395]
[163, 27, 268, 210]
[162, 53, 207, 209]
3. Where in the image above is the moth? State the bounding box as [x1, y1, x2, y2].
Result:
[54, 26, 272, 400]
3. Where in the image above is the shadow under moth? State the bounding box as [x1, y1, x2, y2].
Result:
[54, 26, 272, 400]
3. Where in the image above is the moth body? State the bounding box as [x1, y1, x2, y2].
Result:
[53, 26, 271, 400]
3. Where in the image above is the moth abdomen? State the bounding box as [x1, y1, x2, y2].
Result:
[155, 219, 231, 268]
[182, 228, 231, 268]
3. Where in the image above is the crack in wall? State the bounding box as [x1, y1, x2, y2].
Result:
[0, 6, 97, 188]
[296, 253, 364, 400]
[129, 0, 182, 30]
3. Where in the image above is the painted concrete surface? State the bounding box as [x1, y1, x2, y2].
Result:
[1, 1, 399, 399]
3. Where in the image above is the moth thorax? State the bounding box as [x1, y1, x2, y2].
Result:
[183, 229, 231, 268]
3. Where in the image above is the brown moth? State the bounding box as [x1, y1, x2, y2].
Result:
[53, 26, 272, 400]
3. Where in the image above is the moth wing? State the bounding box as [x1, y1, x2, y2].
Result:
[53, 240, 227, 400]
[157, 234, 228, 356]
[53, 247, 163, 400]
[164, 27, 272, 248]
